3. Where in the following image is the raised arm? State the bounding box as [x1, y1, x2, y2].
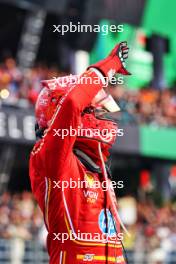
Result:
[31, 42, 130, 168]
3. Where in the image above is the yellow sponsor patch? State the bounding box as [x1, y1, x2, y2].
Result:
[84, 172, 95, 188]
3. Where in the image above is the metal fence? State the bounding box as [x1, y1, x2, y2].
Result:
[0, 239, 48, 264]
[0, 239, 176, 264]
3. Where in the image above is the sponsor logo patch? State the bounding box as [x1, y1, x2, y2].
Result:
[98, 209, 116, 236]
[83, 254, 95, 261]
[83, 190, 98, 204]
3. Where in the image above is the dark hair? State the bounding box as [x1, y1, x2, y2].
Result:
[35, 123, 45, 139]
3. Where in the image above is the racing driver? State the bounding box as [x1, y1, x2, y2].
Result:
[30, 42, 131, 263]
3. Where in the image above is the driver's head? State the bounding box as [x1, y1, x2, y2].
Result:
[35, 75, 120, 158]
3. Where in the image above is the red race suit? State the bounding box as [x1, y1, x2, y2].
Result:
[29, 69, 125, 264]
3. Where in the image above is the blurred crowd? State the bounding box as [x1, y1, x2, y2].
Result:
[0, 57, 67, 106]
[0, 57, 176, 127]
[0, 192, 47, 263]
[123, 198, 176, 263]
[0, 192, 44, 242]
[110, 85, 176, 127]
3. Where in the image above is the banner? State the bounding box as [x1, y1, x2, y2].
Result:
[140, 125, 176, 160]
[0, 107, 35, 144]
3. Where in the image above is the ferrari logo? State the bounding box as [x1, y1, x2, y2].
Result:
[84, 173, 95, 188]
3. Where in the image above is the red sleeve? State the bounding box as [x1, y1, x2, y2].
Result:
[32, 69, 105, 168]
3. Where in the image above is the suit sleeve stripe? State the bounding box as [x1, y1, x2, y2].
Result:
[44, 177, 51, 230]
